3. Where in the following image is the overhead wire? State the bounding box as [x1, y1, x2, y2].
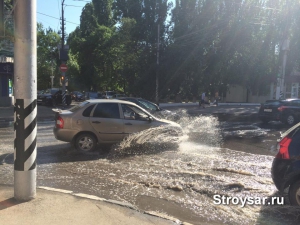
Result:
[37, 12, 80, 25]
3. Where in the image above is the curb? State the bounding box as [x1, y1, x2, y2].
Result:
[37, 186, 188, 225]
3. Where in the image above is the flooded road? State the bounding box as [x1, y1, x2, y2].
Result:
[1, 112, 300, 225]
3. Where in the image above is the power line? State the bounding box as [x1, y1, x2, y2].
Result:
[65, 4, 84, 7]
[72, 0, 90, 2]
[37, 12, 79, 25]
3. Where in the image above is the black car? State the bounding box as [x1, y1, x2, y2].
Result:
[37, 88, 72, 106]
[272, 122, 300, 205]
[258, 99, 300, 125]
[85, 92, 101, 100]
[71, 91, 85, 101]
[101, 91, 116, 99]
[117, 97, 178, 120]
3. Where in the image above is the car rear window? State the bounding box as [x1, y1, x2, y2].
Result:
[279, 122, 300, 141]
[264, 100, 281, 106]
[82, 104, 95, 117]
[69, 101, 90, 112]
[93, 103, 120, 119]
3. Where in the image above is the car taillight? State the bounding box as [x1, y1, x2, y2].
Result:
[278, 106, 287, 112]
[56, 116, 64, 129]
[275, 137, 292, 159]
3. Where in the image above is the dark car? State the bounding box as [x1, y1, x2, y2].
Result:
[37, 88, 72, 106]
[102, 91, 116, 99]
[112, 93, 126, 98]
[71, 91, 85, 101]
[272, 122, 300, 205]
[85, 92, 101, 100]
[117, 97, 178, 120]
[258, 99, 300, 125]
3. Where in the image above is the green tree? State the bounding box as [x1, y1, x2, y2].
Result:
[37, 23, 60, 90]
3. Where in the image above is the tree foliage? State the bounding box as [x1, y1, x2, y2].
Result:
[37, 23, 61, 90]
[38, 0, 300, 101]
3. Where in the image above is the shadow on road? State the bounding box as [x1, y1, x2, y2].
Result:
[256, 191, 300, 225]
[1, 141, 179, 166]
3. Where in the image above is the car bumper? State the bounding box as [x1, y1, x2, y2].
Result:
[258, 112, 281, 121]
[271, 158, 291, 191]
[53, 127, 78, 142]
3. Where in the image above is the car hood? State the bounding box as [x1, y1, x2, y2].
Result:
[38, 94, 51, 97]
[155, 118, 181, 128]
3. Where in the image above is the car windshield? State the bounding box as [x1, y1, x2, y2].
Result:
[69, 101, 90, 112]
[138, 99, 159, 111]
[44, 89, 59, 95]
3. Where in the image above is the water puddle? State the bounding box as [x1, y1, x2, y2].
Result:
[2, 113, 300, 224]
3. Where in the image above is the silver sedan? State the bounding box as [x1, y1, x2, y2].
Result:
[53, 99, 182, 152]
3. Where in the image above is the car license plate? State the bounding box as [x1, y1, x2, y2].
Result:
[37, 99, 43, 102]
[264, 109, 272, 112]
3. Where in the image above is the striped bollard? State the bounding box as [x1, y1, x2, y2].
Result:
[62, 90, 66, 106]
[14, 99, 37, 200]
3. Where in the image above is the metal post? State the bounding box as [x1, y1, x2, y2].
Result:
[61, 0, 66, 106]
[155, 24, 160, 105]
[279, 38, 289, 99]
[0, 0, 4, 37]
[14, 0, 37, 201]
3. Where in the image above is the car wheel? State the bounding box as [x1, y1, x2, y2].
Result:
[75, 133, 97, 152]
[286, 114, 295, 126]
[289, 180, 300, 206]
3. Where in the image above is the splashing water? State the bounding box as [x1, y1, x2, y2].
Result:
[113, 109, 223, 155]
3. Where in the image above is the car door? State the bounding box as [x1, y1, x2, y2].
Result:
[121, 104, 152, 135]
[89, 103, 124, 142]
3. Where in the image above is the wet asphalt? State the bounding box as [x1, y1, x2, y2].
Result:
[1, 105, 300, 224]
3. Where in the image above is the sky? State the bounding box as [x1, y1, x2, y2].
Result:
[37, 0, 175, 35]
[37, 0, 89, 34]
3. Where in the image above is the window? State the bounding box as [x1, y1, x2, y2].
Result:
[69, 101, 90, 112]
[138, 99, 158, 111]
[82, 104, 95, 117]
[93, 103, 120, 119]
[121, 104, 149, 120]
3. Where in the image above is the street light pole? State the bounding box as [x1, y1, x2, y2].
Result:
[280, 38, 289, 99]
[61, 0, 66, 106]
[155, 23, 160, 105]
[14, 0, 37, 201]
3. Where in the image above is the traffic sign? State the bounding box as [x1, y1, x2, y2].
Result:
[60, 64, 68, 72]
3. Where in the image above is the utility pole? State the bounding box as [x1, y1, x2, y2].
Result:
[0, 0, 4, 37]
[50, 60, 54, 88]
[155, 23, 160, 105]
[279, 37, 289, 99]
[276, 1, 291, 100]
[14, 0, 37, 201]
[61, 0, 66, 106]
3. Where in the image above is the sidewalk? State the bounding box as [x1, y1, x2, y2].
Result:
[0, 184, 184, 225]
